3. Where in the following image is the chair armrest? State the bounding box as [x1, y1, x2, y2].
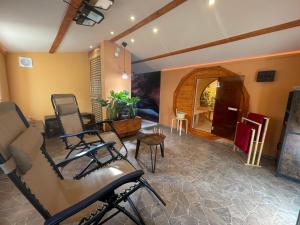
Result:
[59, 130, 99, 139]
[44, 170, 144, 225]
[56, 142, 116, 167]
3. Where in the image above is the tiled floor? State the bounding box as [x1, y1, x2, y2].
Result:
[0, 128, 300, 225]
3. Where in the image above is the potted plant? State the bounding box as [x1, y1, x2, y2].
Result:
[97, 90, 141, 137]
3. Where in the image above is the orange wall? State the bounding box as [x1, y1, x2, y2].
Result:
[101, 40, 131, 100]
[6, 52, 91, 120]
[160, 53, 300, 157]
[0, 52, 10, 101]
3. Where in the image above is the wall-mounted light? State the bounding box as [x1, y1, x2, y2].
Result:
[121, 41, 128, 80]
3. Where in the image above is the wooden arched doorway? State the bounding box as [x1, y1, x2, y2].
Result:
[173, 66, 249, 140]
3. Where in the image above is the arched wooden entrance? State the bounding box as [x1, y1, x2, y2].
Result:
[173, 66, 249, 139]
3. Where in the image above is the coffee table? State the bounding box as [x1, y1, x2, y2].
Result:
[135, 132, 166, 173]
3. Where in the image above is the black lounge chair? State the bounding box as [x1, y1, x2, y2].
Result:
[51, 94, 128, 179]
[0, 102, 166, 225]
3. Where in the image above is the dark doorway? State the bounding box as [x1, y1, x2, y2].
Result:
[131, 71, 161, 122]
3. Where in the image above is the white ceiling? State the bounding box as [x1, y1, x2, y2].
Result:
[0, 0, 66, 52]
[1, 0, 300, 73]
[0, 0, 171, 52]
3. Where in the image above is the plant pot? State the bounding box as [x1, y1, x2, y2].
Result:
[105, 116, 142, 138]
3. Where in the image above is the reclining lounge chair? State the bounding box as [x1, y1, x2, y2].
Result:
[0, 102, 165, 225]
[51, 94, 127, 179]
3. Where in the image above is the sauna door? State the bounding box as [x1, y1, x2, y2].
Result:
[211, 76, 244, 139]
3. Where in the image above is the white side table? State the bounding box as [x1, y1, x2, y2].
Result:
[171, 117, 188, 136]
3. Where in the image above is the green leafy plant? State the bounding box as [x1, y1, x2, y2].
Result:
[97, 90, 140, 120]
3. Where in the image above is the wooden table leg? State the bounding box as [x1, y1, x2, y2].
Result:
[135, 140, 140, 159]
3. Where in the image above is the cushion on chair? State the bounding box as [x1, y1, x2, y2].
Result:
[0, 103, 27, 161]
[57, 103, 78, 116]
[9, 126, 43, 174]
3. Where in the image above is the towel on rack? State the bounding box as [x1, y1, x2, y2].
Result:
[235, 123, 254, 153]
[247, 113, 265, 140]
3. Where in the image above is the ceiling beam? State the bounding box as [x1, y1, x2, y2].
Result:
[0, 42, 7, 55]
[132, 19, 300, 64]
[49, 0, 82, 53]
[110, 0, 187, 42]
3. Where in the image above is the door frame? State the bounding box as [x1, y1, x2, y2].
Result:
[192, 77, 218, 132]
[173, 66, 249, 140]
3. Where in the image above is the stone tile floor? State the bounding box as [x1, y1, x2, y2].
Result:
[0, 128, 300, 225]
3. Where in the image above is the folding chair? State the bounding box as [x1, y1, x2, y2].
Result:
[51, 94, 127, 178]
[233, 113, 270, 166]
[0, 102, 166, 225]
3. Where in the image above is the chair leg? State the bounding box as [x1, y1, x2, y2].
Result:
[140, 179, 166, 206]
[65, 146, 76, 159]
[127, 197, 146, 225]
[115, 205, 143, 225]
[74, 159, 96, 179]
[185, 119, 188, 134]
[179, 120, 182, 136]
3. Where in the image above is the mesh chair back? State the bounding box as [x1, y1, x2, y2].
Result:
[0, 102, 66, 216]
[51, 94, 84, 144]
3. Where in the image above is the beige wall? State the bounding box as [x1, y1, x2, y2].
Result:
[160, 53, 300, 157]
[6, 52, 91, 120]
[101, 40, 131, 100]
[0, 53, 10, 101]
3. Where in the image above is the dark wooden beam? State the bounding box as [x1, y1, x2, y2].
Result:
[110, 0, 187, 42]
[49, 0, 82, 53]
[132, 19, 300, 64]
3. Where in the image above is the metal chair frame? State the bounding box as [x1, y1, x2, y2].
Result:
[0, 103, 166, 225]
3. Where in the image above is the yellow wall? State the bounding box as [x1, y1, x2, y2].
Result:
[6, 52, 91, 120]
[160, 53, 300, 157]
[101, 40, 131, 100]
[0, 53, 10, 101]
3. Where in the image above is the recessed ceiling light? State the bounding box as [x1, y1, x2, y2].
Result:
[209, 0, 215, 6]
[89, 45, 93, 49]
[110, 31, 114, 35]
[130, 16, 135, 21]
[153, 27, 158, 34]
[130, 38, 135, 43]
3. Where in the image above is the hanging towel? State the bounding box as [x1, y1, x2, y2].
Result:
[235, 123, 254, 153]
[247, 113, 265, 141]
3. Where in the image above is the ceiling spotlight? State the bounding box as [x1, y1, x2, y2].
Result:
[153, 27, 158, 34]
[110, 31, 115, 35]
[130, 38, 135, 43]
[130, 16, 135, 21]
[209, 0, 215, 6]
[89, 45, 93, 49]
